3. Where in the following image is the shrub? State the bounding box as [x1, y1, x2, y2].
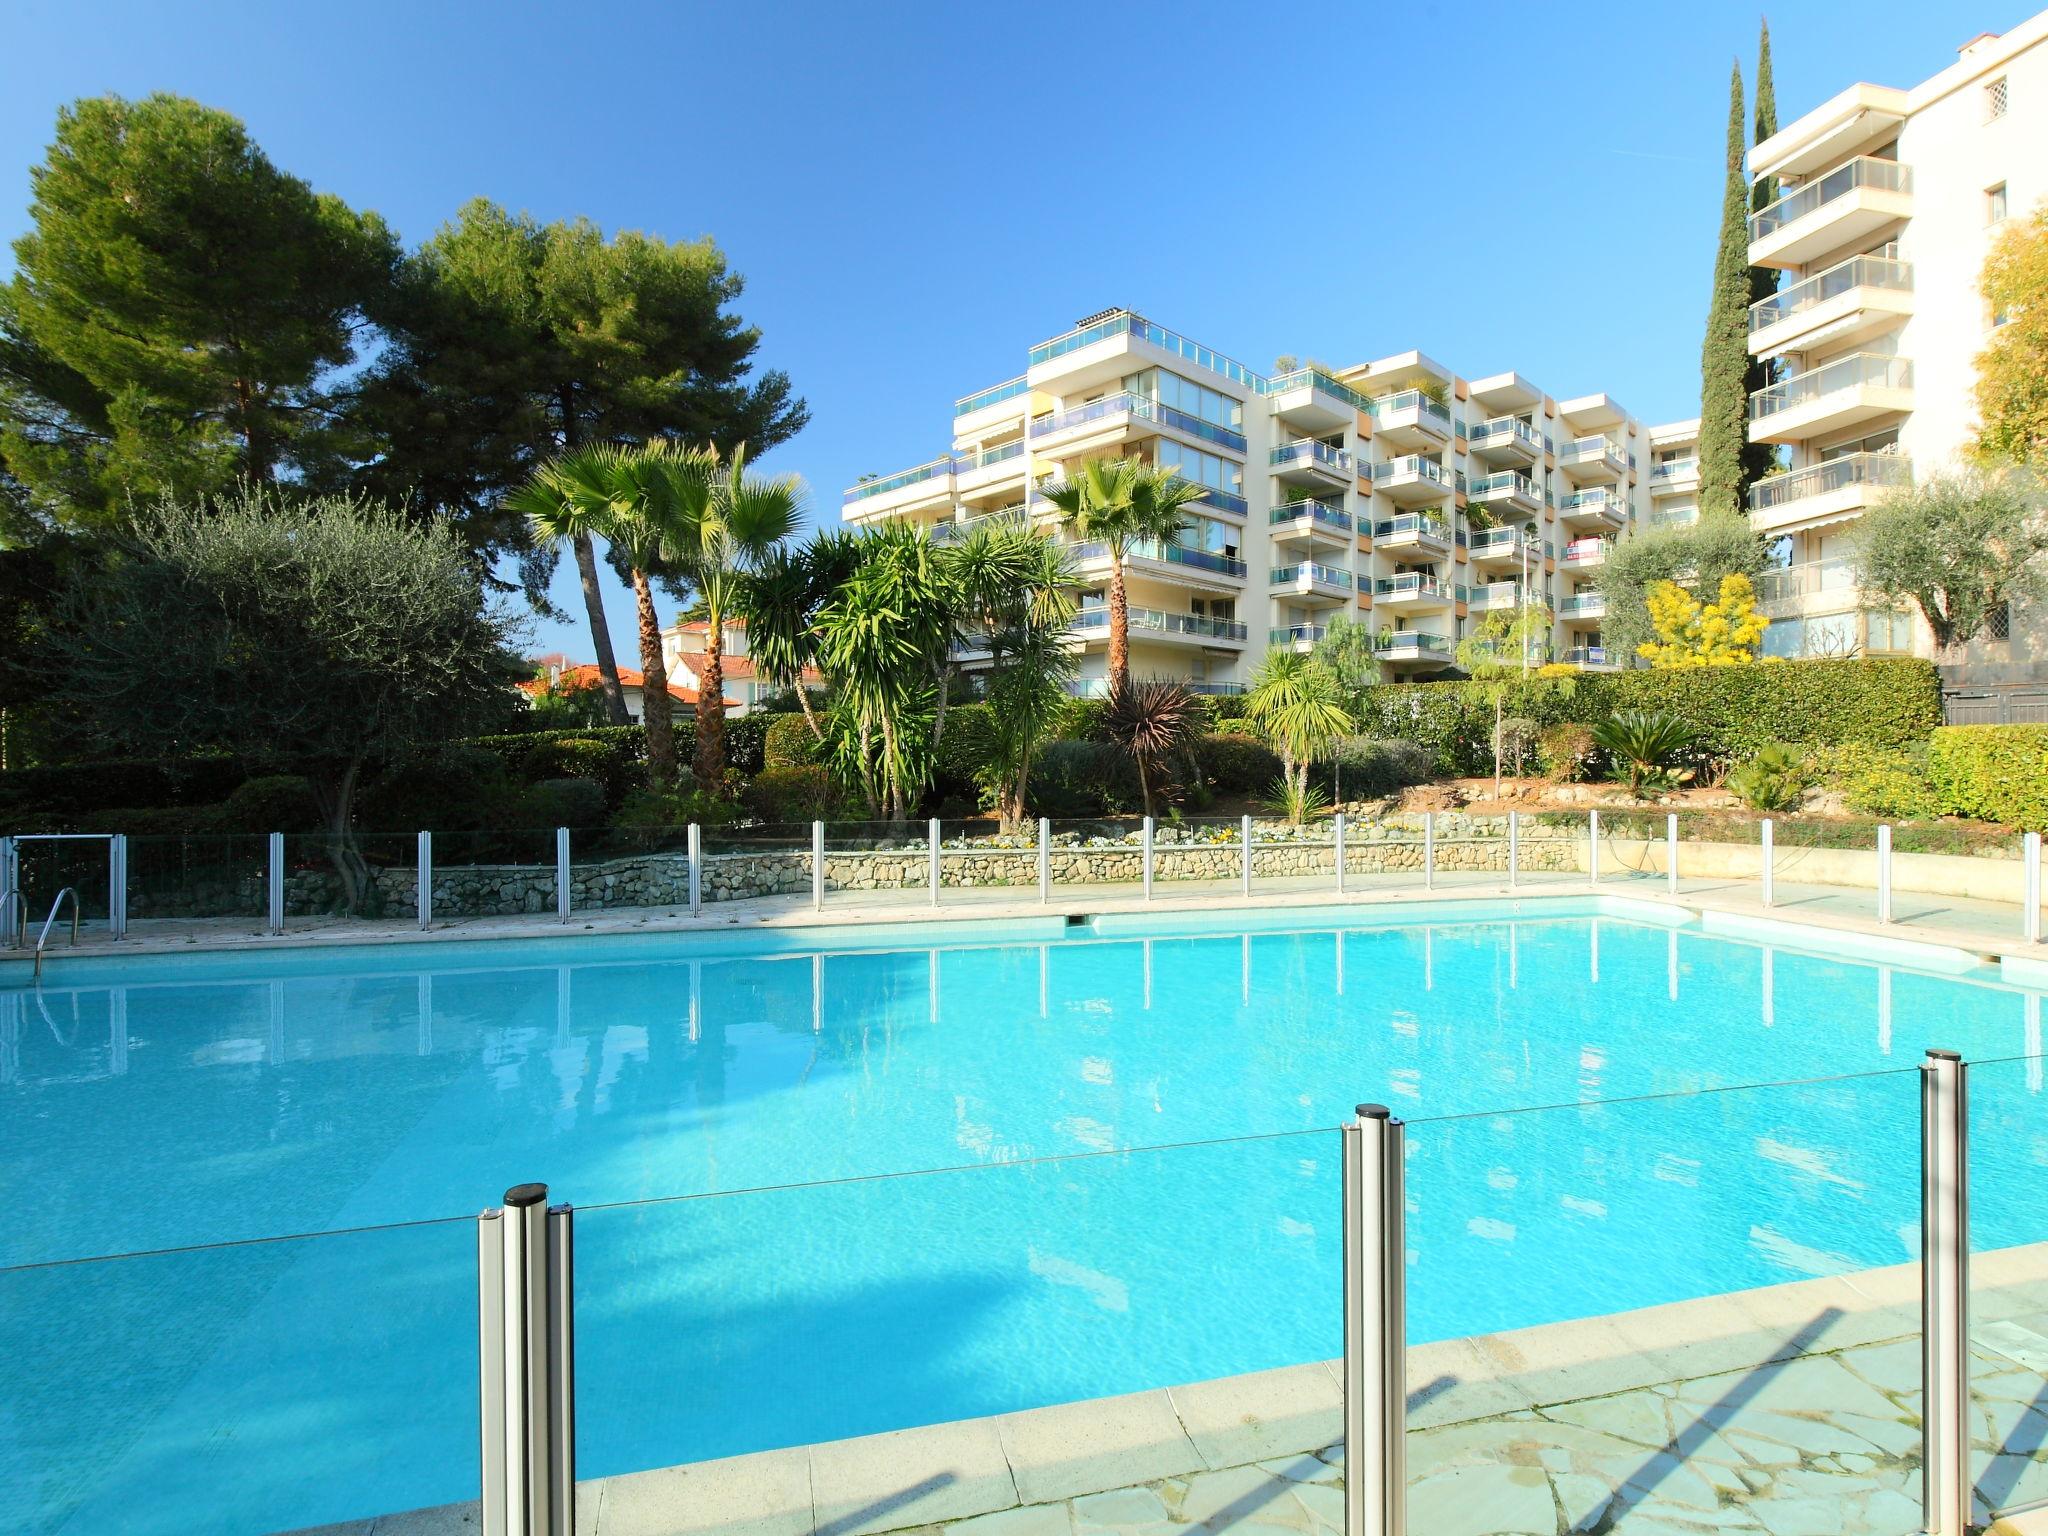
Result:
[0, 755, 250, 821]
[762, 712, 823, 769]
[213, 774, 322, 833]
[721, 712, 771, 777]
[1589, 710, 1698, 795]
[1027, 739, 1142, 817]
[743, 764, 837, 823]
[1053, 696, 1109, 742]
[1928, 725, 2048, 830]
[469, 726, 647, 804]
[1497, 716, 1542, 777]
[1194, 732, 1284, 793]
[1212, 718, 1262, 738]
[1537, 723, 1598, 782]
[932, 703, 999, 797]
[518, 777, 608, 830]
[613, 782, 741, 830]
[1314, 738, 1433, 801]
[1724, 745, 1810, 813]
[519, 735, 618, 785]
[357, 747, 519, 832]
[1817, 743, 1945, 821]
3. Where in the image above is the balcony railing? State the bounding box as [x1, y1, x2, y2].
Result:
[1749, 156, 1911, 243]
[845, 455, 956, 503]
[1069, 538, 1248, 580]
[1648, 458, 1698, 483]
[1561, 538, 1608, 564]
[1755, 557, 1857, 605]
[1374, 631, 1450, 654]
[1192, 486, 1250, 517]
[1261, 366, 1374, 415]
[1031, 392, 1248, 453]
[1559, 593, 1607, 618]
[1272, 562, 1354, 590]
[954, 377, 1029, 417]
[1373, 574, 1448, 601]
[1372, 513, 1452, 543]
[1468, 582, 1524, 610]
[931, 507, 1029, 545]
[1377, 454, 1452, 488]
[1469, 417, 1542, 452]
[1071, 607, 1249, 642]
[1268, 500, 1353, 533]
[1469, 470, 1540, 501]
[1748, 256, 1913, 334]
[1269, 624, 1328, 646]
[1560, 489, 1627, 515]
[1469, 526, 1537, 557]
[1747, 451, 1912, 513]
[1749, 352, 1912, 422]
[1028, 310, 1266, 393]
[1373, 390, 1454, 429]
[1564, 646, 1611, 667]
[1560, 435, 1623, 465]
[1270, 439, 1354, 474]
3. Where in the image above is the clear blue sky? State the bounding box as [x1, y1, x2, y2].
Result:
[1, 0, 2031, 657]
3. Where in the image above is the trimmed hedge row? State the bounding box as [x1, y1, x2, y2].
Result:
[1928, 725, 2048, 832]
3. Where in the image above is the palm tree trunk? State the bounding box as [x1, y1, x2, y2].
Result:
[694, 608, 728, 788]
[1108, 555, 1131, 693]
[879, 711, 903, 823]
[571, 533, 632, 726]
[1493, 694, 1504, 800]
[630, 569, 677, 787]
[796, 678, 825, 741]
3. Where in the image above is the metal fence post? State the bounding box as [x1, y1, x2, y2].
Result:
[0, 835, 17, 947]
[1342, 1104, 1406, 1536]
[2026, 830, 2042, 944]
[1507, 810, 1519, 890]
[1038, 818, 1050, 904]
[687, 824, 702, 916]
[478, 1183, 575, 1536]
[1142, 816, 1155, 901]
[1423, 811, 1435, 892]
[929, 818, 941, 908]
[1878, 823, 1893, 925]
[1921, 1049, 1969, 1536]
[418, 830, 433, 931]
[811, 821, 825, 912]
[1588, 809, 1599, 885]
[109, 833, 128, 940]
[1761, 818, 1775, 908]
[1335, 812, 1347, 895]
[267, 832, 285, 936]
[555, 829, 571, 922]
[1241, 814, 1253, 897]
[1665, 813, 1678, 898]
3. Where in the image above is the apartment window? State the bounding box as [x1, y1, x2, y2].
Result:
[1155, 439, 1242, 496]
[1131, 368, 1242, 432]
[1864, 608, 1915, 655]
[1986, 75, 2009, 121]
[1988, 182, 2009, 223]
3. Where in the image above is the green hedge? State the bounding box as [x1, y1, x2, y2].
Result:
[1928, 725, 2048, 831]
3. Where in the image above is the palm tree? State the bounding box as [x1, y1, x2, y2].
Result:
[512, 444, 690, 786]
[966, 527, 1077, 830]
[1040, 458, 1206, 693]
[1245, 651, 1354, 810]
[740, 529, 858, 742]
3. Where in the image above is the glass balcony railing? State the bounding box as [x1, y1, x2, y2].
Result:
[1068, 538, 1248, 579]
[1755, 557, 1858, 605]
[1373, 513, 1451, 543]
[1270, 439, 1354, 474]
[1747, 450, 1912, 513]
[1560, 435, 1623, 465]
[1469, 417, 1541, 452]
[1071, 607, 1248, 642]
[959, 441, 1025, 472]
[844, 455, 955, 503]
[1469, 470, 1540, 501]
[1192, 485, 1250, 517]
[1469, 526, 1534, 556]
[1749, 156, 1911, 242]
[1373, 390, 1454, 429]
[1468, 582, 1525, 609]
[1749, 352, 1912, 421]
[1564, 645, 1610, 666]
[1373, 573, 1449, 601]
[1027, 310, 1266, 394]
[1268, 500, 1353, 533]
[1268, 624, 1328, 646]
[1030, 392, 1248, 454]
[1560, 489, 1627, 516]
[1648, 457, 1699, 482]
[1376, 454, 1452, 487]
[1271, 562, 1353, 590]
[1374, 630, 1450, 654]
[930, 507, 1030, 545]
[1559, 593, 1607, 617]
[1261, 366, 1375, 415]
[1749, 256, 1913, 334]
[954, 377, 1029, 417]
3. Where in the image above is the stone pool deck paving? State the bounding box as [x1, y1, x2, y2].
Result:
[292, 1248, 2048, 1536]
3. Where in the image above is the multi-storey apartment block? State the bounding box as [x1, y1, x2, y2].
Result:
[844, 308, 1692, 693]
[1746, 13, 2045, 663]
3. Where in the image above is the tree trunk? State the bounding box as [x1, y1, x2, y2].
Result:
[631, 568, 677, 787]
[1135, 752, 1152, 819]
[1493, 695, 1504, 801]
[796, 677, 825, 741]
[1108, 556, 1131, 693]
[311, 760, 370, 916]
[879, 711, 903, 823]
[694, 607, 728, 788]
[553, 384, 631, 727]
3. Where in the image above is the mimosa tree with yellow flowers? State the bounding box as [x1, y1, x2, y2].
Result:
[1637, 573, 1773, 667]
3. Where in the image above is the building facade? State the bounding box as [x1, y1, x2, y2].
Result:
[1746, 13, 2047, 667]
[844, 309, 1697, 694]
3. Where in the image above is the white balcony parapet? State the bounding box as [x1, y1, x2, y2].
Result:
[1749, 352, 1912, 424]
[1749, 156, 1911, 244]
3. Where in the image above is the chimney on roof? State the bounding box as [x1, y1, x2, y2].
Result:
[1959, 31, 1999, 56]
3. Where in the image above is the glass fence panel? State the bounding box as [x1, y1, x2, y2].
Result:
[1424, 812, 1510, 889]
[1248, 815, 1337, 894]
[1152, 815, 1253, 895]
[936, 817, 1038, 908]
[9, 835, 116, 925]
[125, 832, 271, 924]
[1, 1216, 476, 1536]
[820, 819, 934, 910]
[423, 826, 563, 922]
[1403, 1069, 1924, 1533]
[575, 1127, 1339, 1493]
[1512, 812, 1591, 888]
[1969, 1049, 2048, 1523]
[572, 820, 692, 912]
[1045, 817, 1146, 897]
[701, 821, 814, 906]
[278, 831, 420, 926]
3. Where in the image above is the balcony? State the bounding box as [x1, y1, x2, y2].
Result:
[1262, 367, 1371, 434]
[1468, 526, 1543, 571]
[1557, 435, 1627, 485]
[1746, 450, 1912, 536]
[1268, 499, 1353, 550]
[1373, 631, 1454, 667]
[954, 376, 1030, 427]
[1558, 592, 1608, 625]
[1031, 391, 1249, 459]
[953, 440, 1027, 494]
[1748, 352, 1913, 445]
[1373, 573, 1453, 611]
[1372, 513, 1452, 557]
[1270, 438, 1355, 489]
[1748, 255, 1914, 357]
[1558, 489, 1628, 533]
[1071, 606, 1249, 648]
[1068, 538, 1247, 594]
[1372, 390, 1454, 452]
[1754, 557, 1858, 611]
[1373, 454, 1455, 506]
[1269, 624, 1328, 652]
[1563, 645, 1620, 672]
[1748, 156, 1913, 270]
[1270, 562, 1354, 603]
[1560, 537, 1609, 570]
[1467, 581, 1526, 613]
[931, 506, 1028, 545]
[1468, 470, 1542, 518]
[1468, 416, 1542, 467]
[1647, 458, 1700, 498]
[842, 454, 958, 517]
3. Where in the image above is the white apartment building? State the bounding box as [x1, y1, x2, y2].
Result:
[1746, 12, 2046, 665]
[844, 308, 1696, 694]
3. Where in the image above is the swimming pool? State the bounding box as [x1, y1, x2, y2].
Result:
[4, 896, 2047, 1534]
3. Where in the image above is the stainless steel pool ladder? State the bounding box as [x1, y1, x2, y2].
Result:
[32, 887, 80, 980]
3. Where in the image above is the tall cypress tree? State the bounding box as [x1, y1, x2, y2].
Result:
[1744, 20, 1782, 487]
[1698, 61, 1753, 524]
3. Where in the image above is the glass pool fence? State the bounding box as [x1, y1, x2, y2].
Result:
[8, 1051, 2046, 1534]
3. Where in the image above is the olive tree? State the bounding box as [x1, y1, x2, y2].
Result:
[49, 488, 523, 907]
[1851, 467, 2048, 650]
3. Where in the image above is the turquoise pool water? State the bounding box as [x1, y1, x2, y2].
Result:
[4, 898, 2047, 1534]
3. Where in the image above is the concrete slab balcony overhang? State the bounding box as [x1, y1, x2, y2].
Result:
[1373, 630, 1454, 667]
[1030, 392, 1249, 463]
[1748, 352, 1913, 446]
[1747, 450, 1912, 537]
[1468, 470, 1542, 518]
[1558, 592, 1608, 626]
[1269, 561, 1354, 605]
[1556, 436, 1628, 485]
[1558, 491, 1628, 533]
[1371, 513, 1453, 558]
[1066, 538, 1247, 597]
[1647, 459, 1700, 498]
[1069, 606, 1248, 651]
[1468, 526, 1540, 571]
[1372, 574, 1454, 612]
[1371, 390, 1454, 453]
[1559, 536, 1609, 571]
[1269, 438, 1354, 490]
[1466, 371, 1543, 416]
[1262, 367, 1370, 435]
[1748, 255, 1914, 359]
[1747, 156, 1912, 271]
[1468, 416, 1542, 467]
[1373, 454, 1456, 507]
[952, 376, 1032, 436]
[842, 455, 959, 520]
[1025, 309, 1266, 400]
[1267, 499, 1354, 551]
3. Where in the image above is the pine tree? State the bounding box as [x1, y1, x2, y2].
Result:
[1743, 20, 1782, 488]
[1698, 61, 1754, 524]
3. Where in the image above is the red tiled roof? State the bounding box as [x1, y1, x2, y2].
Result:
[519, 663, 737, 709]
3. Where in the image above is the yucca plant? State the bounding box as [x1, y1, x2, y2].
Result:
[1263, 775, 1332, 825]
[1589, 709, 1699, 796]
[1102, 677, 1199, 818]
